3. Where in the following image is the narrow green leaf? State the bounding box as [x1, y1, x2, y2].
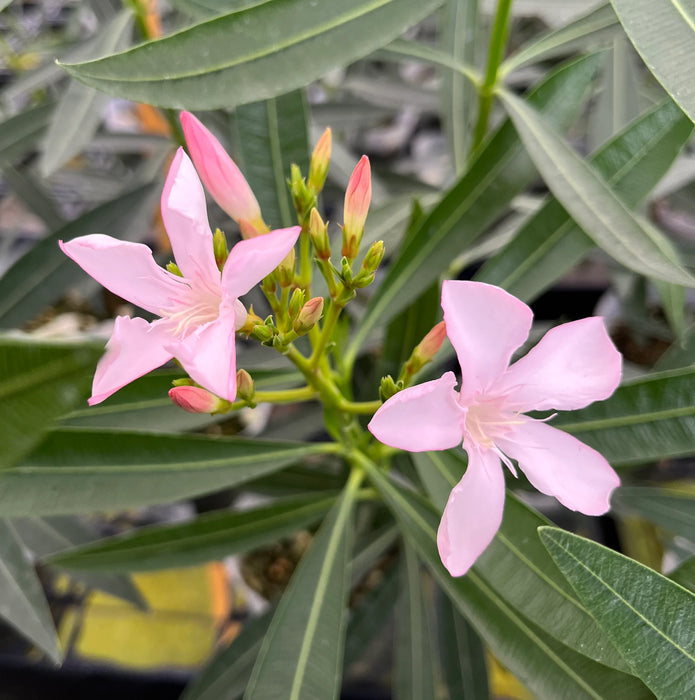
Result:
[612, 487, 695, 543]
[394, 544, 437, 700]
[346, 53, 600, 364]
[0, 185, 156, 328]
[437, 593, 489, 700]
[0, 428, 332, 515]
[554, 366, 695, 466]
[439, 0, 479, 172]
[12, 516, 146, 609]
[182, 608, 273, 700]
[502, 3, 618, 74]
[235, 89, 310, 228]
[476, 98, 693, 301]
[244, 475, 359, 700]
[0, 520, 61, 664]
[0, 103, 54, 162]
[61, 0, 443, 109]
[0, 339, 100, 470]
[0, 163, 63, 228]
[540, 526, 695, 698]
[39, 11, 133, 176]
[412, 450, 628, 670]
[499, 89, 695, 286]
[48, 494, 336, 572]
[610, 0, 695, 125]
[360, 459, 650, 699]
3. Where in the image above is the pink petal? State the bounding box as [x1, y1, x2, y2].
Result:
[497, 420, 620, 516]
[89, 316, 172, 405]
[170, 310, 237, 401]
[367, 372, 463, 452]
[437, 446, 506, 576]
[441, 281, 532, 402]
[494, 317, 622, 412]
[222, 226, 300, 300]
[180, 111, 263, 226]
[59, 235, 185, 316]
[160, 148, 220, 285]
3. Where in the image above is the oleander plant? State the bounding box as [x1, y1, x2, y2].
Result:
[1, 1, 695, 699]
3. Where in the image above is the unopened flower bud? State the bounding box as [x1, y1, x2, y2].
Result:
[352, 240, 385, 288]
[414, 322, 446, 363]
[289, 288, 306, 320]
[308, 127, 331, 193]
[166, 261, 183, 277]
[379, 375, 403, 402]
[251, 324, 275, 343]
[239, 218, 263, 240]
[169, 385, 227, 414]
[342, 155, 371, 261]
[289, 164, 316, 222]
[293, 297, 324, 334]
[276, 248, 296, 287]
[171, 378, 195, 387]
[213, 228, 229, 269]
[309, 208, 330, 260]
[236, 369, 255, 402]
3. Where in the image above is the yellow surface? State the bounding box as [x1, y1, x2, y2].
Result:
[59, 564, 230, 670]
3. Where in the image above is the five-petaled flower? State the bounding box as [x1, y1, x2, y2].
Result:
[60, 148, 299, 406]
[368, 280, 621, 577]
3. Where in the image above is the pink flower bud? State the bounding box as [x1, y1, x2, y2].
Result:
[169, 385, 225, 414]
[239, 218, 263, 240]
[415, 321, 447, 362]
[309, 208, 330, 260]
[236, 369, 255, 402]
[342, 155, 371, 260]
[180, 111, 267, 231]
[308, 127, 332, 192]
[293, 297, 324, 334]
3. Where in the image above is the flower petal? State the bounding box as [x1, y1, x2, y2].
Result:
[161, 148, 220, 285]
[180, 111, 263, 227]
[497, 420, 620, 516]
[495, 317, 622, 412]
[441, 280, 532, 402]
[170, 309, 237, 401]
[222, 226, 300, 300]
[89, 316, 172, 405]
[59, 235, 185, 316]
[437, 446, 506, 576]
[367, 372, 463, 451]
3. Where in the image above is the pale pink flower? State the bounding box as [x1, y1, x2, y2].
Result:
[180, 110, 267, 234]
[368, 280, 621, 577]
[60, 148, 299, 405]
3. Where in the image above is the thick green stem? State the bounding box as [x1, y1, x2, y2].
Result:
[309, 298, 343, 369]
[471, 0, 514, 154]
[299, 229, 312, 295]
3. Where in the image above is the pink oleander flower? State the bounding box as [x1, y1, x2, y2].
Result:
[60, 148, 300, 405]
[180, 110, 268, 236]
[368, 280, 621, 577]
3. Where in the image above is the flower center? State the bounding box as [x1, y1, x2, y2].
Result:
[463, 395, 523, 449]
[162, 277, 222, 338]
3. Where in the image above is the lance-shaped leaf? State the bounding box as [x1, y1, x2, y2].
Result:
[499, 88, 695, 286]
[0, 103, 54, 162]
[0, 339, 100, 470]
[394, 544, 438, 700]
[39, 11, 133, 176]
[0, 519, 61, 664]
[60, 0, 443, 109]
[612, 487, 695, 543]
[346, 53, 600, 365]
[540, 526, 695, 699]
[610, 0, 695, 125]
[236, 89, 310, 228]
[0, 185, 156, 328]
[48, 493, 337, 572]
[554, 367, 695, 466]
[359, 458, 651, 700]
[0, 428, 333, 515]
[411, 450, 628, 671]
[12, 516, 146, 609]
[244, 474, 359, 700]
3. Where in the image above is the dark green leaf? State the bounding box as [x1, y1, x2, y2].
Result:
[61, 0, 443, 109]
[540, 526, 695, 698]
[0, 103, 54, 162]
[235, 89, 310, 228]
[670, 557, 695, 595]
[0, 428, 332, 515]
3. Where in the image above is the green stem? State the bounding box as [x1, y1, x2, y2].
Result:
[309, 298, 343, 369]
[471, 0, 514, 154]
[335, 398, 382, 415]
[299, 229, 312, 295]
